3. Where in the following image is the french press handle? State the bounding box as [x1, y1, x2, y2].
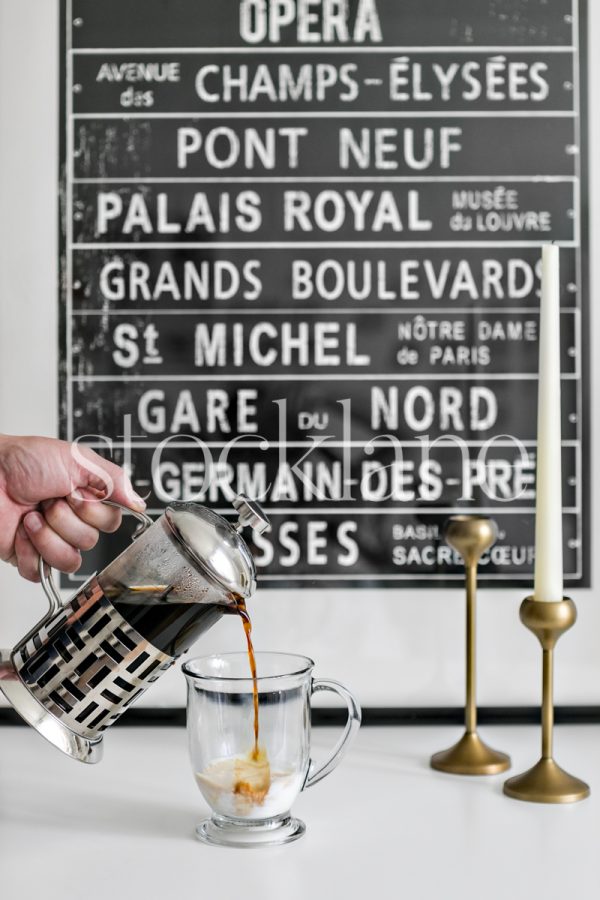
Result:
[37, 500, 154, 618]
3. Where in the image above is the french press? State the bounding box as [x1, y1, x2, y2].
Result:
[0, 496, 269, 764]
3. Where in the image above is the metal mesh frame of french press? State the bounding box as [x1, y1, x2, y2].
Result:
[13, 572, 174, 739]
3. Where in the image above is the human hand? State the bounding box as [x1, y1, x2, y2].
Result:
[0, 435, 146, 582]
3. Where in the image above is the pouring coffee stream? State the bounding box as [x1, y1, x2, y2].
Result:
[236, 597, 260, 752]
[0, 495, 271, 764]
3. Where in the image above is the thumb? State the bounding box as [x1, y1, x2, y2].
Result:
[69, 443, 146, 512]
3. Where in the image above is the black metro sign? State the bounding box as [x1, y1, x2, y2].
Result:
[59, 0, 589, 588]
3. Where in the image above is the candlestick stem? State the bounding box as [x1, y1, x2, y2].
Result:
[503, 597, 590, 803]
[542, 648, 553, 759]
[465, 563, 477, 734]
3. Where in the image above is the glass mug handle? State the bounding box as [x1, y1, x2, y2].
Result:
[303, 678, 362, 789]
[37, 500, 154, 617]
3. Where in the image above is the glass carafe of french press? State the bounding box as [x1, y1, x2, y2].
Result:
[0, 496, 269, 763]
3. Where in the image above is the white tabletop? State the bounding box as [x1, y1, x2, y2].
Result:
[0, 723, 598, 900]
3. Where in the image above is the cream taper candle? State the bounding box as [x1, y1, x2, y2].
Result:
[533, 243, 563, 602]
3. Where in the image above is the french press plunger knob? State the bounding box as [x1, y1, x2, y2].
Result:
[233, 494, 271, 535]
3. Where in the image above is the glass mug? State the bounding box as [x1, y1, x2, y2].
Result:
[183, 652, 361, 848]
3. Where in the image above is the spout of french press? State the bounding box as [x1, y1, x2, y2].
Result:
[233, 494, 271, 535]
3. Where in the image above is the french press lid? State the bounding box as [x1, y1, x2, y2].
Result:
[164, 495, 270, 599]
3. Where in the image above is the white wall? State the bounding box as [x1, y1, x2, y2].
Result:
[0, 0, 598, 711]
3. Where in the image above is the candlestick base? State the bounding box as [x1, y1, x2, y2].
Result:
[503, 597, 590, 804]
[504, 757, 590, 804]
[431, 731, 511, 776]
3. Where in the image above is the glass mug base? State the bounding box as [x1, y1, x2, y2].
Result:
[195, 812, 306, 848]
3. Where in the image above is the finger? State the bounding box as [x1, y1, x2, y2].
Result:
[68, 445, 146, 512]
[65, 495, 122, 533]
[22, 512, 82, 574]
[41, 499, 99, 550]
[14, 523, 41, 582]
[100, 460, 147, 511]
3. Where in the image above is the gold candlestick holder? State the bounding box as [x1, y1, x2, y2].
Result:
[431, 515, 511, 776]
[503, 597, 590, 803]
